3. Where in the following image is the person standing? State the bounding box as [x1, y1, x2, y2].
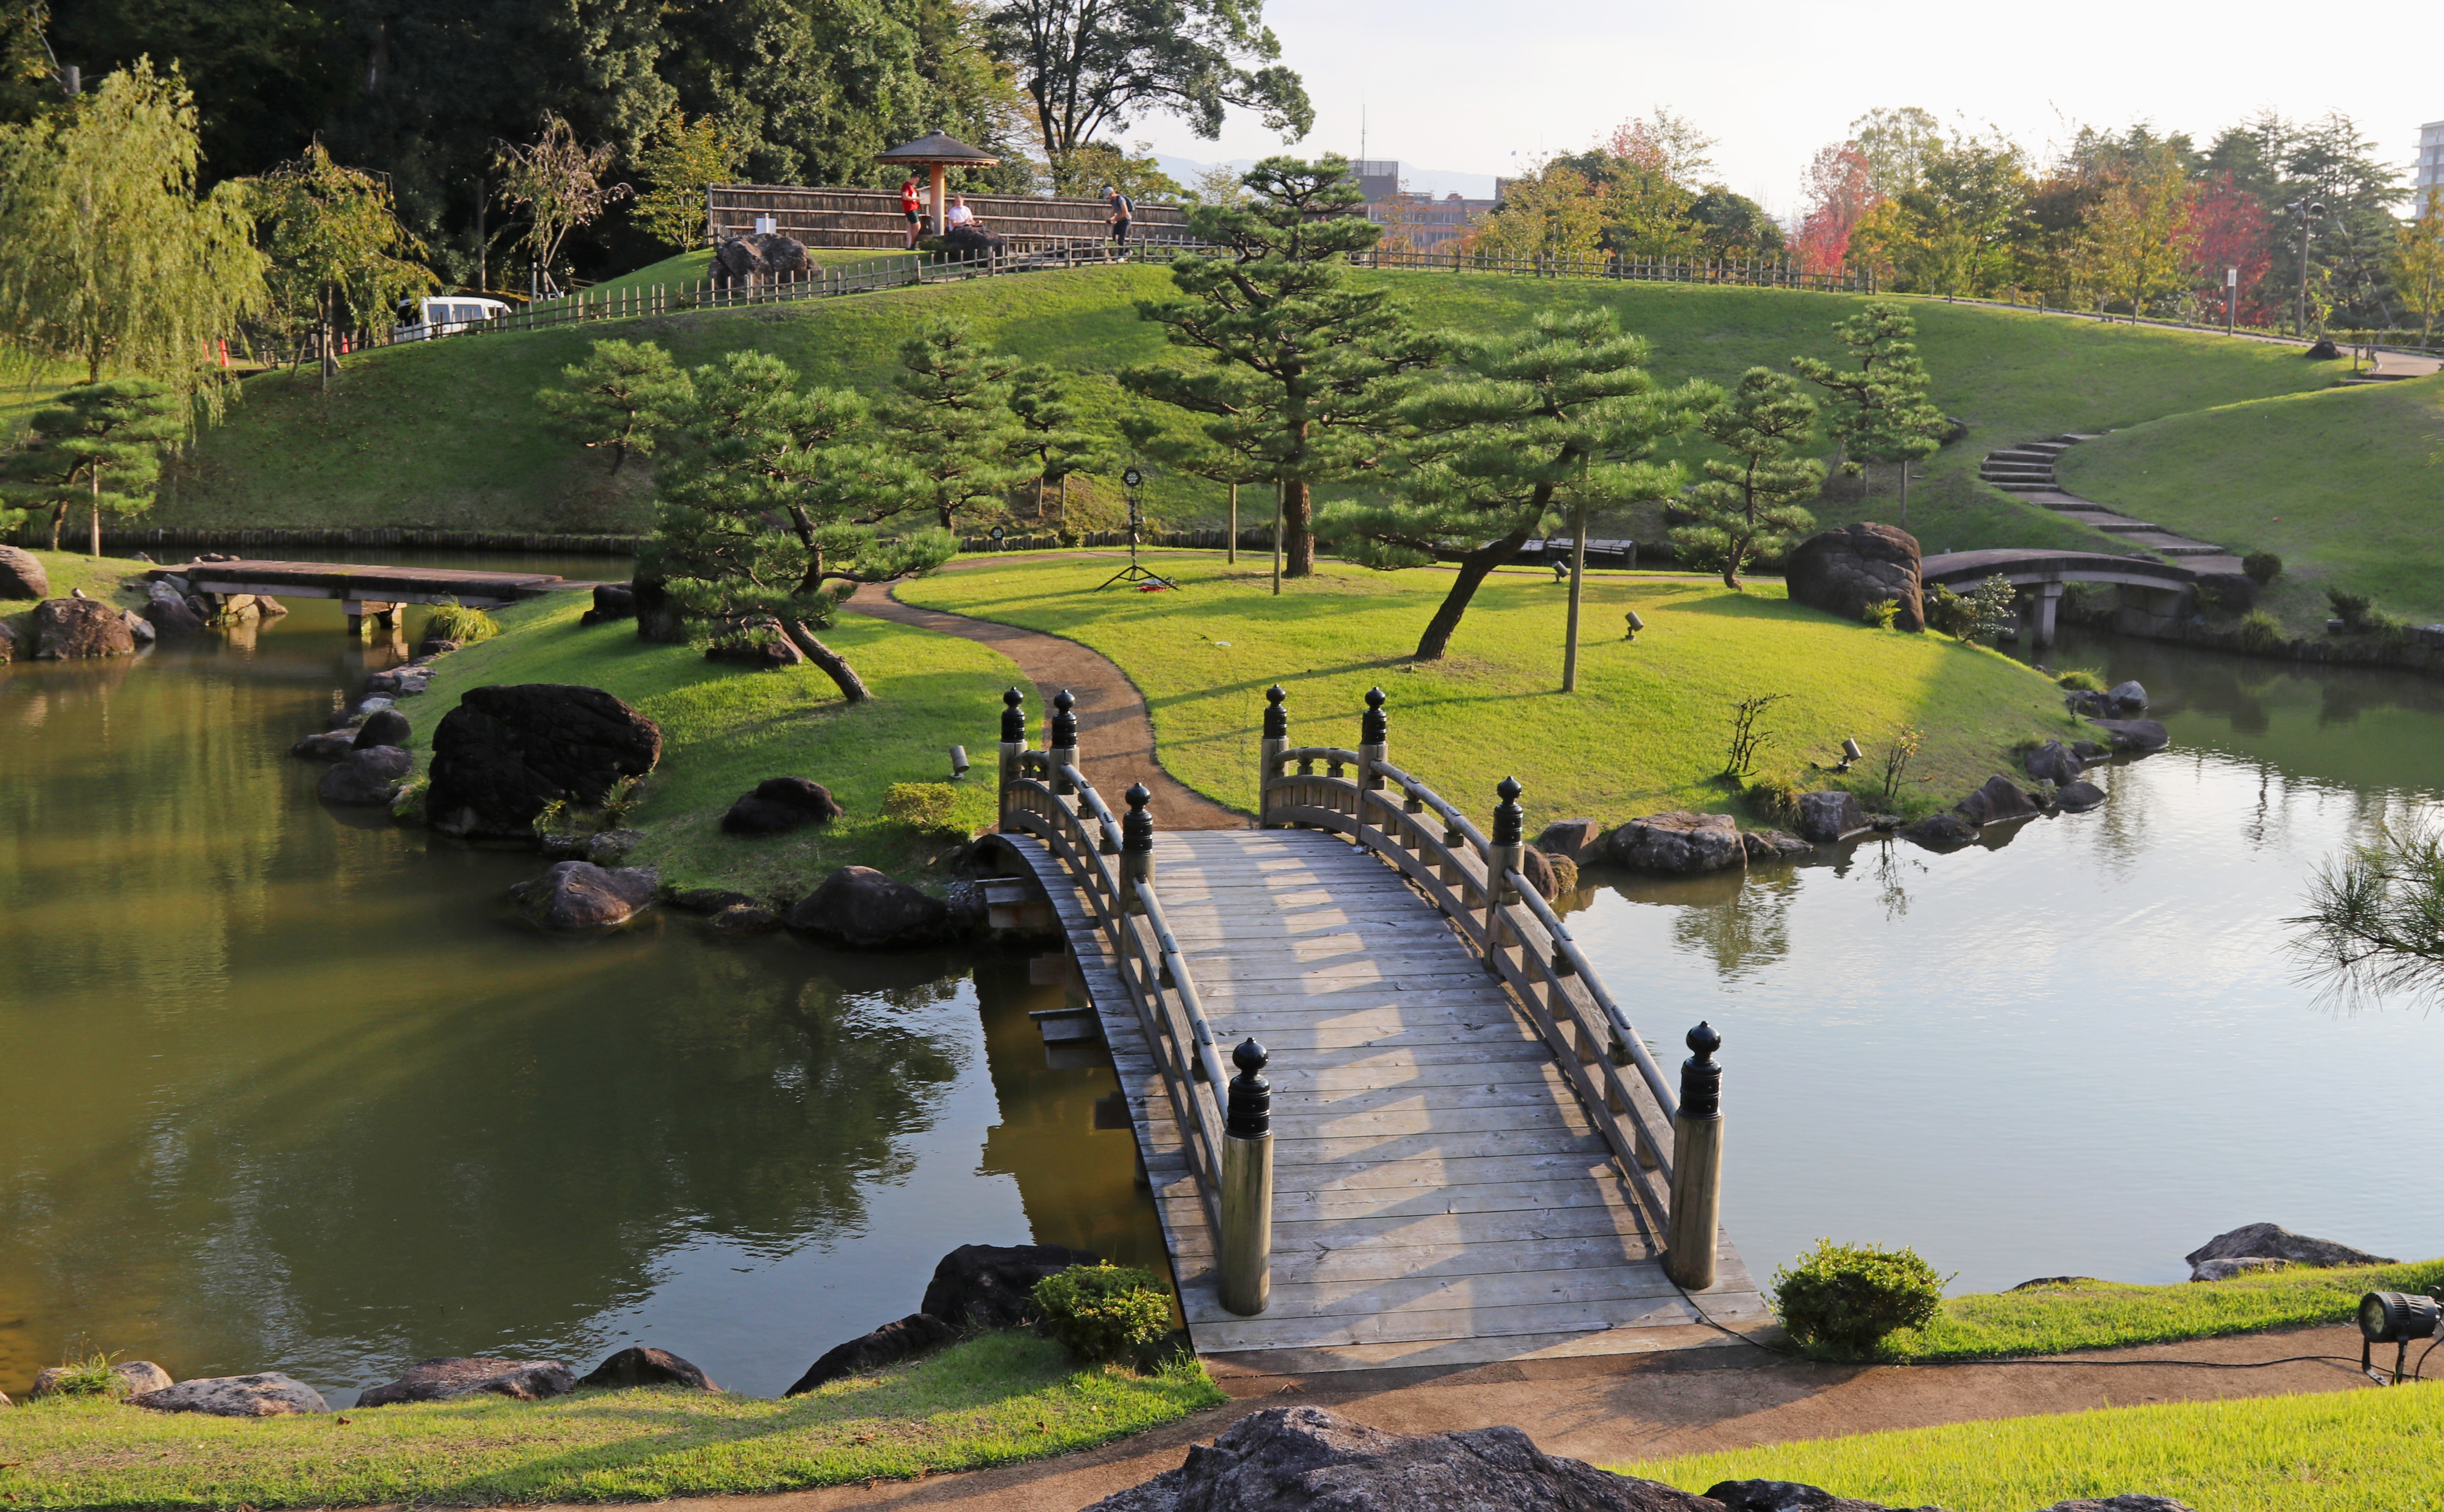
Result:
[900, 175, 925, 248]
[1104, 185, 1134, 260]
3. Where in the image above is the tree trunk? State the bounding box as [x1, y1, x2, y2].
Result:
[784, 619, 871, 703]
[48, 501, 65, 552]
[1283, 478, 1315, 577]
[89, 473, 101, 558]
[1414, 523, 1536, 661]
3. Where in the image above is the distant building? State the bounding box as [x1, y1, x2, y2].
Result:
[2419, 121, 2444, 200]
[1349, 159, 1495, 251]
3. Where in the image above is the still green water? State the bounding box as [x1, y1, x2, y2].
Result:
[0, 583, 1164, 1402]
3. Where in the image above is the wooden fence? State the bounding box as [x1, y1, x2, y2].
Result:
[708, 184, 1190, 251]
[1358, 246, 1881, 292]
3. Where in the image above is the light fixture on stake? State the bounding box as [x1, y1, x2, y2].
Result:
[1097, 465, 1179, 591]
[2358, 1290, 2443, 1384]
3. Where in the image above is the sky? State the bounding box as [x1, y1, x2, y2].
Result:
[1125, 0, 2437, 216]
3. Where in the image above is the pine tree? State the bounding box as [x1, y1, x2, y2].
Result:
[882, 321, 1029, 532]
[1004, 363, 1112, 523]
[537, 339, 695, 473]
[1790, 302, 1942, 525]
[1324, 308, 1709, 660]
[1670, 367, 1824, 591]
[1124, 155, 1441, 577]
[0, 379, 182, 555]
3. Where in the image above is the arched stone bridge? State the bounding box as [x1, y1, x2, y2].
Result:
[1919, 548, 2194, 646]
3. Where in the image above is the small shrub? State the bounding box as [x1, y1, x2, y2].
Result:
[883, 781, 961, 832]
[2242, 551, 2283, 585]
[1923, 585, 1969, 637]
[531, 796, 572, 837]
[1746, 773, 1804, 826]
[44, 1352, 128, 1400]
[1723, 692, 1789, 779]
[2193, 583, 2224, 618]
[1861, 598, 1900, 630]
[1770, 1239, 1951, 1357]
[2363, 607, 2412, 644]
[2055, 667, 2106, 692]
[2236, 609, 2285, 651]
[599, 775, 645, 825]
[1032, 1264, 1172, 1363]
[423, 598, 500, 643]
[2325, 587, 2373, 629]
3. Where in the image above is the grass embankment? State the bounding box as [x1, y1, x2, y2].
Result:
[2057, 374, 2444, 627]
[399, 591, 1018, 896]
[898, 556, 2072, 825]
[156, 264, 2347, 552]
[1, 548, 148, 646]
[0, 1333, 1224, 1510]
[1629, 1385, 2444, 1512]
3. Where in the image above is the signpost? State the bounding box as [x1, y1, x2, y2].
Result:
[1097, 466, 1179, 591]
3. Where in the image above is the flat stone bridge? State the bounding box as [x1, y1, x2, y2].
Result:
[146, 558, 577, 633]
[1920, 547, 2195, 646]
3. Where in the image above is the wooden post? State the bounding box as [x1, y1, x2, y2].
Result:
[996, 686, 1027, 831]
[1120, 781, 1155, 913]
[1049, 687, 1079, 796]
[1259, 685, 1288, 828]
[1487, 775, 1524, 906]
[1666, 1022, 1725, 1290]
[1219, 1037, 1274, 1316]
[929, 164, 946, 236]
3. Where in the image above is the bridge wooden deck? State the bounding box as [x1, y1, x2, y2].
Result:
[1011, 822, 1767, 1374]
[145, 559, 577, 607]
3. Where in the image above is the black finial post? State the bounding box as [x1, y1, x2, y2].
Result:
[1679, 1021, 1723, 1119]
[1262, 684, 1288, 740]
[1226, 1038, 1271, 1136]
[1051, 688, 1077, 751]
[1360, 686, 1387, 746]
[1259, 685, 1290, 828]
[1000, 686, 1026, 744]
[1492, 775, 1524, 847]
[1122, 782, 1154, 853]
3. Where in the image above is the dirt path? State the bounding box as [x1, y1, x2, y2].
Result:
[843, 563, 1245, 830]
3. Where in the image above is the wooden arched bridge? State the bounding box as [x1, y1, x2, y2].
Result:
[981, 685, 1765, 1374]
[1921, 548, 2196, 647]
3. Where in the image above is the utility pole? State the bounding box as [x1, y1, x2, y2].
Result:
[2288, 199, 2325, 337]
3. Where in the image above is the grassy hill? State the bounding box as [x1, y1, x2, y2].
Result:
[152, 264, 2352, 554]
[2057, 374, 2444, 624]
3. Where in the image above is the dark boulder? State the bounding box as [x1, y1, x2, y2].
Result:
[425, 684, 662, 840]
[1083, 1405, 1721, 1512]
[2086, 717, 2169, 754]
[1605, 811, 1746, 874]
[2306, 336, 2341, 360]
[632, 576, 687, 643]
[711, 231, 811, 288]
[722, 778, 844, 836]
[1794, 790, 1867, 844]
[2035, 1499, 2202, 1512]
[578, 1346, 718, 1392]
[1954, 774, 2041, 826]
[921, 1242, 1100, 1331]
[708, 902, 783, 935]
[580, 582, 637, 626]
[2193, 571, 2256, 613]
[1899, 812, 1979, 849]
[704, 616, 805, 669]
[2054, 780, 2107, 812]
[670, 887, 759, 914]
[1706, 1479, 1932, 1511]
[1518, 846, 1577, 899]
[33, 596, 136, 659]
[319, 745, 413, 806]
[2108, 681, 2149, 712]
[2184, 1222, 2393, 1281]
[509, 861, 660, 931]
[1741, 830, 1813, 863]
[1533, 818, 1604, 866]
[292, 731, 359, 762]
[143, 583, 208, 637]
[420, 637, 462, 657]
[1783, 522, 1924, 633]
[355, 709, 413, 749]
[0, 544, 49, 598]
[131, 1373, 327, 1417]
[784, 1312, 958, 1396]
[2023, 740, 2084, 784]
[356, 1357, 576, 1407]
[784, 865, 954, 949]
[585, 828, 642, 866]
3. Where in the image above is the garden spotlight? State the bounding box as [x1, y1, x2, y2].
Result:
[1836, 738, 1864, 772]
[1623, 610, 1645, 642]
[2357, 1290, 2443, 1383]
[949, 745, 970, 779]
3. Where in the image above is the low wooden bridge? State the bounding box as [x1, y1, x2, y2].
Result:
[982, 686, 1767, 1374]
[145, 558, 576, 633]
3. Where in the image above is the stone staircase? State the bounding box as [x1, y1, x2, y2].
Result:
[1977, 435, 2241, 575]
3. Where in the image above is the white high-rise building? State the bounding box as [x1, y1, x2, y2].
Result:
[2417, 121, 2444, 200]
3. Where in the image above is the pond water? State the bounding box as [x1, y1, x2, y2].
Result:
[5, 580, 2441, 1402]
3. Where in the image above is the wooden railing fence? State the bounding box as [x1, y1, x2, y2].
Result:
[1358, 246, 1880, 293]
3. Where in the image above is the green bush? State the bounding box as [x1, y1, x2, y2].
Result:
[2193, 583, 2224, 617]
[882, 781, 960, 832]
[1745, 773, 1804, 825]
[42, 1353, 130, 1400]
[2325, 587, 2372, 628]
[2054, 667, 2106, 692]
[2236, 609, 2286, 651]
[2242, 551, 2282, 585]
[1861, 598, 1900, 630]
[1031, 1264, 1172, 1364]
[1769, 1239, 1950, 1357]
[424, 598, 501, 643]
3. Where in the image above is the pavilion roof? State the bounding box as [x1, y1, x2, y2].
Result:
[876, 131, 1001, 166]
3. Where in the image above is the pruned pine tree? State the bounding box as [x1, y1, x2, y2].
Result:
[537, 340, 695, 473]
[1789, 301, 1941, 523]
[1325, 309, 1708, 660]
[649, 349, 946, 703]
[884, 321, 1029, 533]
[1005, 363, 1112, 523]
[0, 380, 182, 555]
[1670, 367, 1825, 591]
[1125, 155, 1442, 577]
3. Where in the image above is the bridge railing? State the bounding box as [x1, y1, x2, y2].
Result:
[1256, 685, 1683, 1222]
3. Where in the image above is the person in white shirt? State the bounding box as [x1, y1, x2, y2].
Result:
[943, 196, 976, 229]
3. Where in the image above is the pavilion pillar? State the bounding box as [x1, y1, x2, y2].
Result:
[930, 165, 946, 236]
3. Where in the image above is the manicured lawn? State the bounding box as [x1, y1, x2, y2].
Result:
[2057, 374, 2444, 625]
[897, 556, 2074, 826]
[399, 591, 1018, 896]
[1623, 1383, 2444, 1512]
[0, 1333, 1224, 1510]
[0, 547, 149, 613]
[1837, 1259, 2444, 1363]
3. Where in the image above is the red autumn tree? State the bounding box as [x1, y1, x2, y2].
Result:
[2185, 172, 2274, 325]
[1792, 143, 1877, 273]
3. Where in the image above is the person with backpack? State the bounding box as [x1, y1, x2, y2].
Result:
[1104, 185, 1134, 259]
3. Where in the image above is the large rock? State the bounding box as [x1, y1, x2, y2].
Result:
[1605, 811, 1746, 874]
[1794, 790, 1867, 844]
[1899, 812, 1979, 849]
[2023, 740, 2084, 784]
[712, 231, 812, 288]
[2191, 1257, 2289, 1281]
[1783, 522, 1925, 633]
[0, 544, 49, 598]
[2086, 717, 2169, 754]
[292, 730, 359, 762]
[29, 1360, 173, 1400]
[122, 608, 156, 646]
[1084, 1405, 1719, 1512]
[355, 709, 413, 749]
[2184, 1222, 2393, 1281]
[1534, 818, 1604, 866]
[1706, 1480, 1933, 1512]
[132, 1373, 328, 1417]
[577, 1347, 718, 1392]
[1741, 830, 1813, 863]
[721, 777, 844, 836]
[705, 617, 806, 669]
[2193, 570, 2257, 613]
[356, 1357, 576, 1407]
[425, 684, 662, 840]
[143, 582, 208, 637]
[784, 865, 954, 949]
[32, 595, 136, 659]
[0, 620, 17, 663]
[921, 1242, 1100, 1331]
[2053, 780, 2107, 813]
[1954, 774, 2041, 826]
[1518, 846, 1577, 899]
[579, 582, 636, 626]
[785, 1312, 958, 1396]
[509, 861, 660, 931]
[318, 745, 414, 806]
[2107, 680, 2149, 712]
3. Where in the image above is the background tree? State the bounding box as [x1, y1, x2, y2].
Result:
[2089, 142, 2197, 322]
[0, 61, 264, 413]
[1124, 154, 1439, 577]
[1670, 367, 1823, 590]
[248, 141, 436, 392]
[1462, 162, 1606, 264]
[536, 339, 694, 473]
[883, 321, 1028, 532]
[1791, 143, 1877, 274]
[494, 110, 630, 297]
[1004, 363, 1112, 521]
[982, 0, 1311, 174]
[1323, 308, 1708, 661]
[1043, 140, 1181, 201]
[0, 378, 180, 554]
[1791, 302, 1941, 521]
[2389, 189, 2444, 343]
[629, 109, 745, 252]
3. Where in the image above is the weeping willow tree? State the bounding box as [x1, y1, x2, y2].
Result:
[2290, 818, 2444, 1010]
[0, 60, 266, 420]
[248, 141, 435, 393]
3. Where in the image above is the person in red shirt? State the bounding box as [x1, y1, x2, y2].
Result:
[900, 176, 924, 247]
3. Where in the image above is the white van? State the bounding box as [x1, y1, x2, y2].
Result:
[393, 295, 512, 341]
